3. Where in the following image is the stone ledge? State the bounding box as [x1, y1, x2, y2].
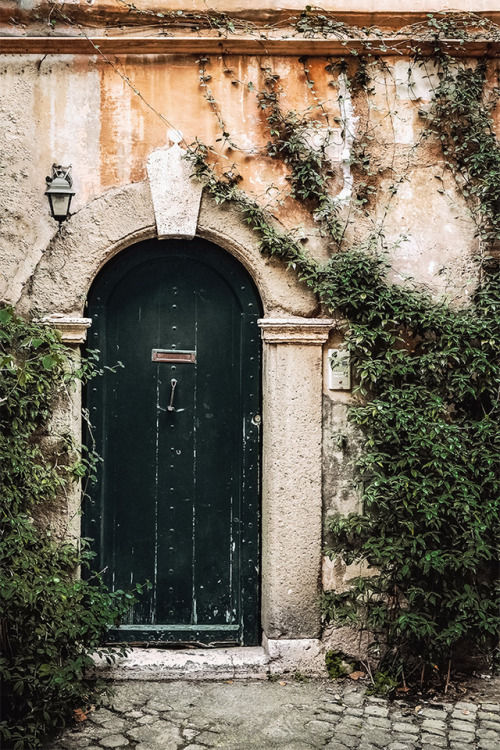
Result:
[92, 639, 332, 680]
[92, 646, 269, 681]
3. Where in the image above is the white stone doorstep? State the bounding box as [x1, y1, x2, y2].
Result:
[91, 638, 331, 680]
[92, 646, 269, 681]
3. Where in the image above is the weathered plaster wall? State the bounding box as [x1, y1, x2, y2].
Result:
[0, 2, 493, 667]
[0, 45, 486, 591]
[0, 52, 481, 306]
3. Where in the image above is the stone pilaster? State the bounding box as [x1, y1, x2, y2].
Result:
[258, 318, 334, 639]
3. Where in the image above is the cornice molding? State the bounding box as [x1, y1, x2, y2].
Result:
[2, 3, 500, 28]
[1, 34, 499, 57]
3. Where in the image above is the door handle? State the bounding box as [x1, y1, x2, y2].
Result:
[167, 378, 177, 411]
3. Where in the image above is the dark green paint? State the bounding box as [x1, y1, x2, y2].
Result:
[84, 239, 261, 645]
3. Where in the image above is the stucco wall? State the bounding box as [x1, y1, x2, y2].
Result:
[0, 1, 494, 665]
[0, 52, 480, 305]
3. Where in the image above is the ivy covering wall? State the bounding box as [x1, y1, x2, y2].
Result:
[183, 12, 500, 689]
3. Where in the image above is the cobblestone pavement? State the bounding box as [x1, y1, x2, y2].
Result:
[46, 680, 500, 750]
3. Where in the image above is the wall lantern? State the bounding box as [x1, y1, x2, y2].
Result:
[45, 164, 75, 223]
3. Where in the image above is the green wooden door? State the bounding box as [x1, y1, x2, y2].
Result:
[84, 238, 261, 645]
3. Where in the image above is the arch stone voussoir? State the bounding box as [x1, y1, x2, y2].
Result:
[24, 181, 316, 320]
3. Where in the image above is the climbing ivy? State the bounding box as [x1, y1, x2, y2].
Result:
[424, 58, 500, 246]
[257, 73, 345, 242]
[184, 16, 500, 689]
[0, 309, 144, 749]
[320, 250, 500, 686]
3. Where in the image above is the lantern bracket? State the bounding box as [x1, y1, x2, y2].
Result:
[46, 164, 73, 188]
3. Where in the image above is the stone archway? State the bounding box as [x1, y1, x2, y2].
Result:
[23, 180, 316, 321]
[26, 168, 335, 672]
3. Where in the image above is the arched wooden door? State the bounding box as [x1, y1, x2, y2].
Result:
[84, 238, 261, 646]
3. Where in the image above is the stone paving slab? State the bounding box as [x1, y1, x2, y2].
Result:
[44, 680, 500, 750]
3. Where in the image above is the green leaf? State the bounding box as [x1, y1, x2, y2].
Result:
[0, 307, 13, 324]
[42, 355, 56, 370]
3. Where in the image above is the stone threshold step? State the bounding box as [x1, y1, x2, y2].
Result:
[93, 646, 269, 681]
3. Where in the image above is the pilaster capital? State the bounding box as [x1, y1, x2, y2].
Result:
[40, 315, 92, 344]
[258, 317, 337, 345]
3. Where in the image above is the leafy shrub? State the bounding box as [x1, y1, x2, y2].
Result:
[321, 247, 500, 684]
[0, 308, 139, 749]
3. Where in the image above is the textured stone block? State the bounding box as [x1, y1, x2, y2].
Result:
[147, 136, 203, 240]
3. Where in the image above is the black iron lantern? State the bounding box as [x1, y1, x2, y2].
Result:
[45, 165, 75, 223]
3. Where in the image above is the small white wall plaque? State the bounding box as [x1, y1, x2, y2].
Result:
[327, 348, 351, 390]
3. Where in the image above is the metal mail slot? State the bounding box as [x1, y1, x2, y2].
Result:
[152, 349, 196, 363]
